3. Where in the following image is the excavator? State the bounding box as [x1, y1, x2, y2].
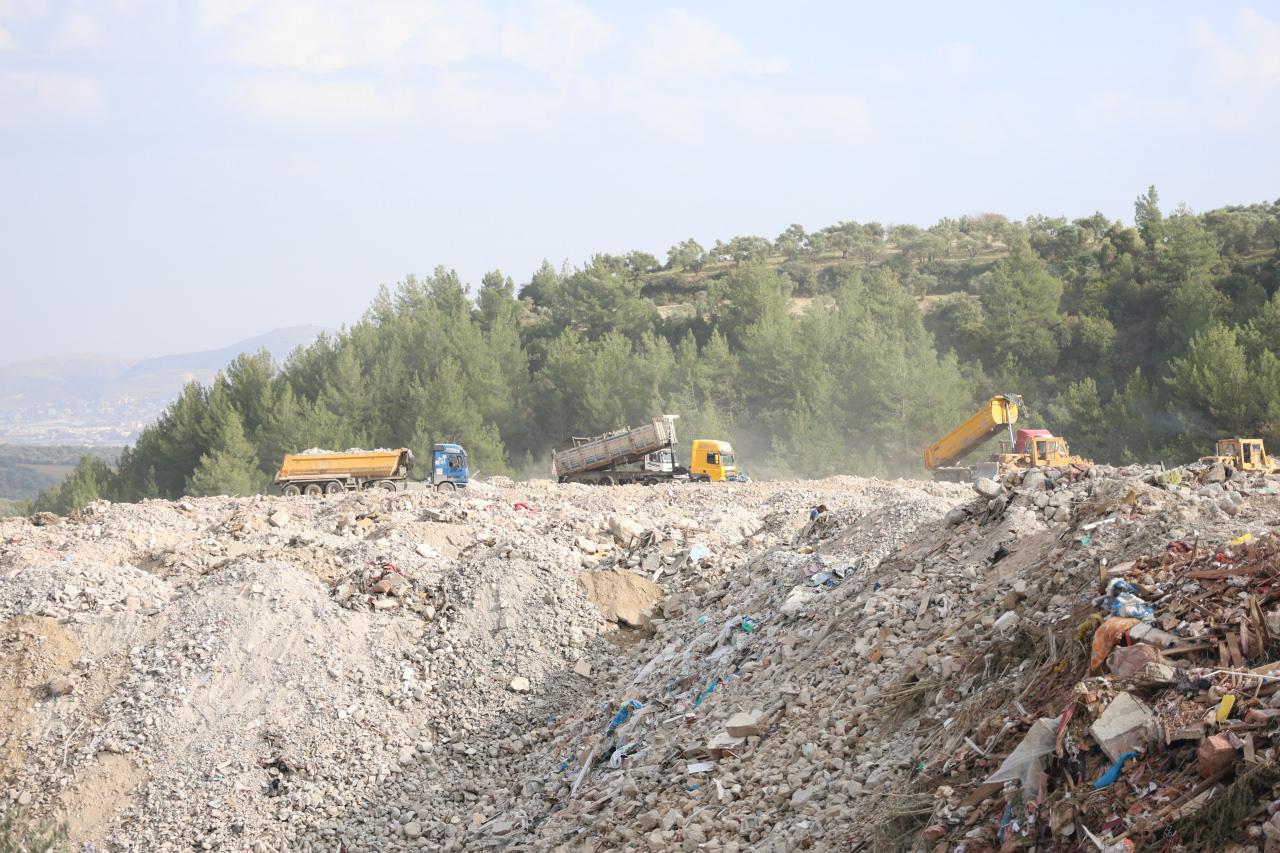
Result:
[924, 394, 1092, 481]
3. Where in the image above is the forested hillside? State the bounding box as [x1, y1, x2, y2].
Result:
[27, 188, 1280, 514]
[0, 445, 121, 500]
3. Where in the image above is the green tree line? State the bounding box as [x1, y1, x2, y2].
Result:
[22, 189, 1280, 515]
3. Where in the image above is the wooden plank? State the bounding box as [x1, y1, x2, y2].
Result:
[1189, 565, 1264, 580]
[1228, 633, 1245, 669]
[1162, 641, 1218, 658]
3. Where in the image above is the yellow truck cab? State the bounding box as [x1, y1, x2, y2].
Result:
[689, 439, 739, 482]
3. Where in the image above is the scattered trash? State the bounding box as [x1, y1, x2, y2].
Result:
[1103, 579, 1154, 620]
[1093, 750, 1138, 789]
[992, 610, 1020, 633]
[606, 700, 643, 735]
[984, 715, 1064, 791]
[1090, 616, 1142, 670]
[693, 677, 720, 708]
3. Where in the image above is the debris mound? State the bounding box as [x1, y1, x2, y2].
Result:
[3, 463, 1280, 849]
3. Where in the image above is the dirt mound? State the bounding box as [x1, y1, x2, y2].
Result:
[578, 569, 664, 627]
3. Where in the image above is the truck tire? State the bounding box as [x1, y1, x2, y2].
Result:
[325, 481, 343, 495]
[599, 475, 616, 486]
[281, 484, 300, 497]
[304, 483, 323, 497]
[435, 482, 457, 493]
[376, 480, 397, 492]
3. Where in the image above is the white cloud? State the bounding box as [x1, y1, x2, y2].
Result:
[238, 76, 413, 124]
[500, 0, 612, 70]
[48, 10, 101, 51]
[204, 2, 868, 144]
[0, 0, 16, 50]
[425, 71, 564, 132]
[210, 0, 490, 72]
[638, 10, 786, 77]
[1191, 7, 1280, 86]
[199, 0, 261, 30]
[0, 71, 105, 124]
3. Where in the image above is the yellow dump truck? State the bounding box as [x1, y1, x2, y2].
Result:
[552, 417, 744, 484]
[924, 394, 1091, 480]
[924, 395, 1022, 480]
[274, 448, 414, 496]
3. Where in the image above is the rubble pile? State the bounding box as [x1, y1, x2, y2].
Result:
[922, 526, 1280, 851]
[3, 462, 1280, 850]
[0, 477, 963, 850]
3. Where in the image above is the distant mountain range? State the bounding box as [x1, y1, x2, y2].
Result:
[0, 326, 327, 445]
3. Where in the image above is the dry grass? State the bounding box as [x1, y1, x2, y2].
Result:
[1168, 763, 1280, 848]
[871, 794, 936, 853]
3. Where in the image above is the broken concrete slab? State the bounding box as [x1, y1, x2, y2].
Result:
[725, 710, 764, 738]
[1090, 692, 1155, 761]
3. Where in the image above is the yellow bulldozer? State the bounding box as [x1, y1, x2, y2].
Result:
[1200, 438, 1279, 474]
[923, 394, 1093, 481]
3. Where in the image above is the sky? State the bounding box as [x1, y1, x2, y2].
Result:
[2, 1, 1279, 362]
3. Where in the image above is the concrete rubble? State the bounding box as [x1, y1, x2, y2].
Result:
[2, 461, 1280, 850]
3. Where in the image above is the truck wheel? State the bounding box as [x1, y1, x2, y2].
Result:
[377, 480, 397, 492]
[599, 475, 616, 486]
[303, 484, 323, 497]
[281, 484, 300, 497]
[325, 481, 343, 495]
[435, 482, 457, 493]
[642, 477, 658, 486]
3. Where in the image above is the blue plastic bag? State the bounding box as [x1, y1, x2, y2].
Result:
[1093, 750, 1137, 788]
[606, 700, 643, 735]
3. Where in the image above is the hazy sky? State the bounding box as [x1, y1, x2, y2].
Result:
[3, 1, 1279, 362]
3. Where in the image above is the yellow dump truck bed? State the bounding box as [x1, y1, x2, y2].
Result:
[924, 395, 1021, 470]
[274, 449, 411, 483]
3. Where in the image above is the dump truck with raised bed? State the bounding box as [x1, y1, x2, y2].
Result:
[552, 417, 744, 484]
[924, 394, 1091, 481]
[552, 417, 683, 485]
[274, 445, 468, 496]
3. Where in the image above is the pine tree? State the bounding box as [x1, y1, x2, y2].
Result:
[185, 405, 262, 497]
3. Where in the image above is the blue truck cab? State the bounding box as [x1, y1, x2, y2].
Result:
[431, 443, 469, 491]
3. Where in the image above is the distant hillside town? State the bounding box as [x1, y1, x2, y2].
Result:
[0, 326, 324, 445]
